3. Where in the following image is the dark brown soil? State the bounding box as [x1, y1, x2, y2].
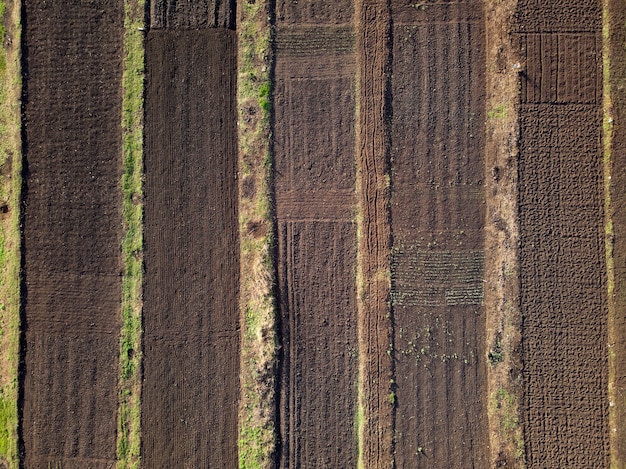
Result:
[274, 4, 359, 466]
[515, 1, 609, 466]
[149, 0, 235, 29]
[141, 29, 239, 468]
[20, 0, 123, 467]
[389, 1, 489, 467]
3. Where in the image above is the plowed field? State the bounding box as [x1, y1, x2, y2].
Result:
[21, 0, 123, 466]
[274, 4, 359, 465]
[390, 1, 489, 466]
[516, 0, 609, 467]
[142, 29, 239, 468]
[7, 0, 622, 467]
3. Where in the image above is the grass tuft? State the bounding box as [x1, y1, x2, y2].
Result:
[116, 0, 144, 467]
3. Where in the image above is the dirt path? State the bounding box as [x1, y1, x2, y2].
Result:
[515, 1, 610, 466]
[354, 1, 393, 467]
[389, 1, 489, 467]
[141, 29, 239, 468]
[274, 3, 359, 466]
[20, 1, 123, 466]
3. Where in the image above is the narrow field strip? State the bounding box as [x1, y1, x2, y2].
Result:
[117, 0, 145, 467]
[0, 0, 21, 466]
[604, 0, 626, 466]
[483, 0, 525, 466]
[236, 1, 278, 468]
[354, 1, 394, 467]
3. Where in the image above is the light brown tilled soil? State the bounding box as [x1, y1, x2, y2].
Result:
[141, 29, 239, 468]
[20, 0, 124, 467]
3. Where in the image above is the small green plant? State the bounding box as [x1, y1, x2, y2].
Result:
[487, 104, 507, 120]
[488, 339, 504, 365]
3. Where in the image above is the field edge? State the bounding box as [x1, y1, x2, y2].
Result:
[117, 0, 145, 467]
[484, 0, 525, 466]
[237, 1, 277, 468]
[605, 0, 626, 466]
[0, 0, 21, 466]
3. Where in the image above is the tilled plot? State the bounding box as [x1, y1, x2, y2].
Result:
[142, 30, 239, 468]
[516, 1, 609, 465]
[274, 5, 359, 466]
[389, 1, 489, 466]
[149, 0, 235, 29]
[21, 0, 123, 466]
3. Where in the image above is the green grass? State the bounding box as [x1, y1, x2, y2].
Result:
[0, 1, 21, 467]
[601, 3, 621, 467]
[116, 1, 144, 467]
[490, 388, 524, 460]
[487, 104, 507, 120]
[237, 2, 277, 468]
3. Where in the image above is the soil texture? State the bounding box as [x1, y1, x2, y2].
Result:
[141, 29, 239, 468]
[515, 1, 610, 466]
[150, 0, 235, 29]
[274, 3, 359, 466]
[389, 1, 489, 467]
[20, 0, 124, 466]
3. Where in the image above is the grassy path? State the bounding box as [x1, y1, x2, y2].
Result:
[117, 1, 145, 467]
[0, 1, 21, 466]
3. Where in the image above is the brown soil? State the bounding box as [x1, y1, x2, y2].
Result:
[608, 0, 626, 464]
[389, 1, 489, 467]
[20, 0, 123, 467]
[141, 29, 239, 468]
[354, 1, 393, 467]
[274, 4, 359, 466]
[149, 0, 235, 29]
[515, 1, 610, 466]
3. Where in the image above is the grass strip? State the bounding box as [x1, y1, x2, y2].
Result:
[117, 1, 144, 467]
[483, 0, 525, 466]
[0, 1, 21, 467]
[602, 2, 621, 466]
[237, 1, 276, 467]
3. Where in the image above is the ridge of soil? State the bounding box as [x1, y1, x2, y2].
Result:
[354, 1, 394, 467]
[608, 0, 626, 464]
